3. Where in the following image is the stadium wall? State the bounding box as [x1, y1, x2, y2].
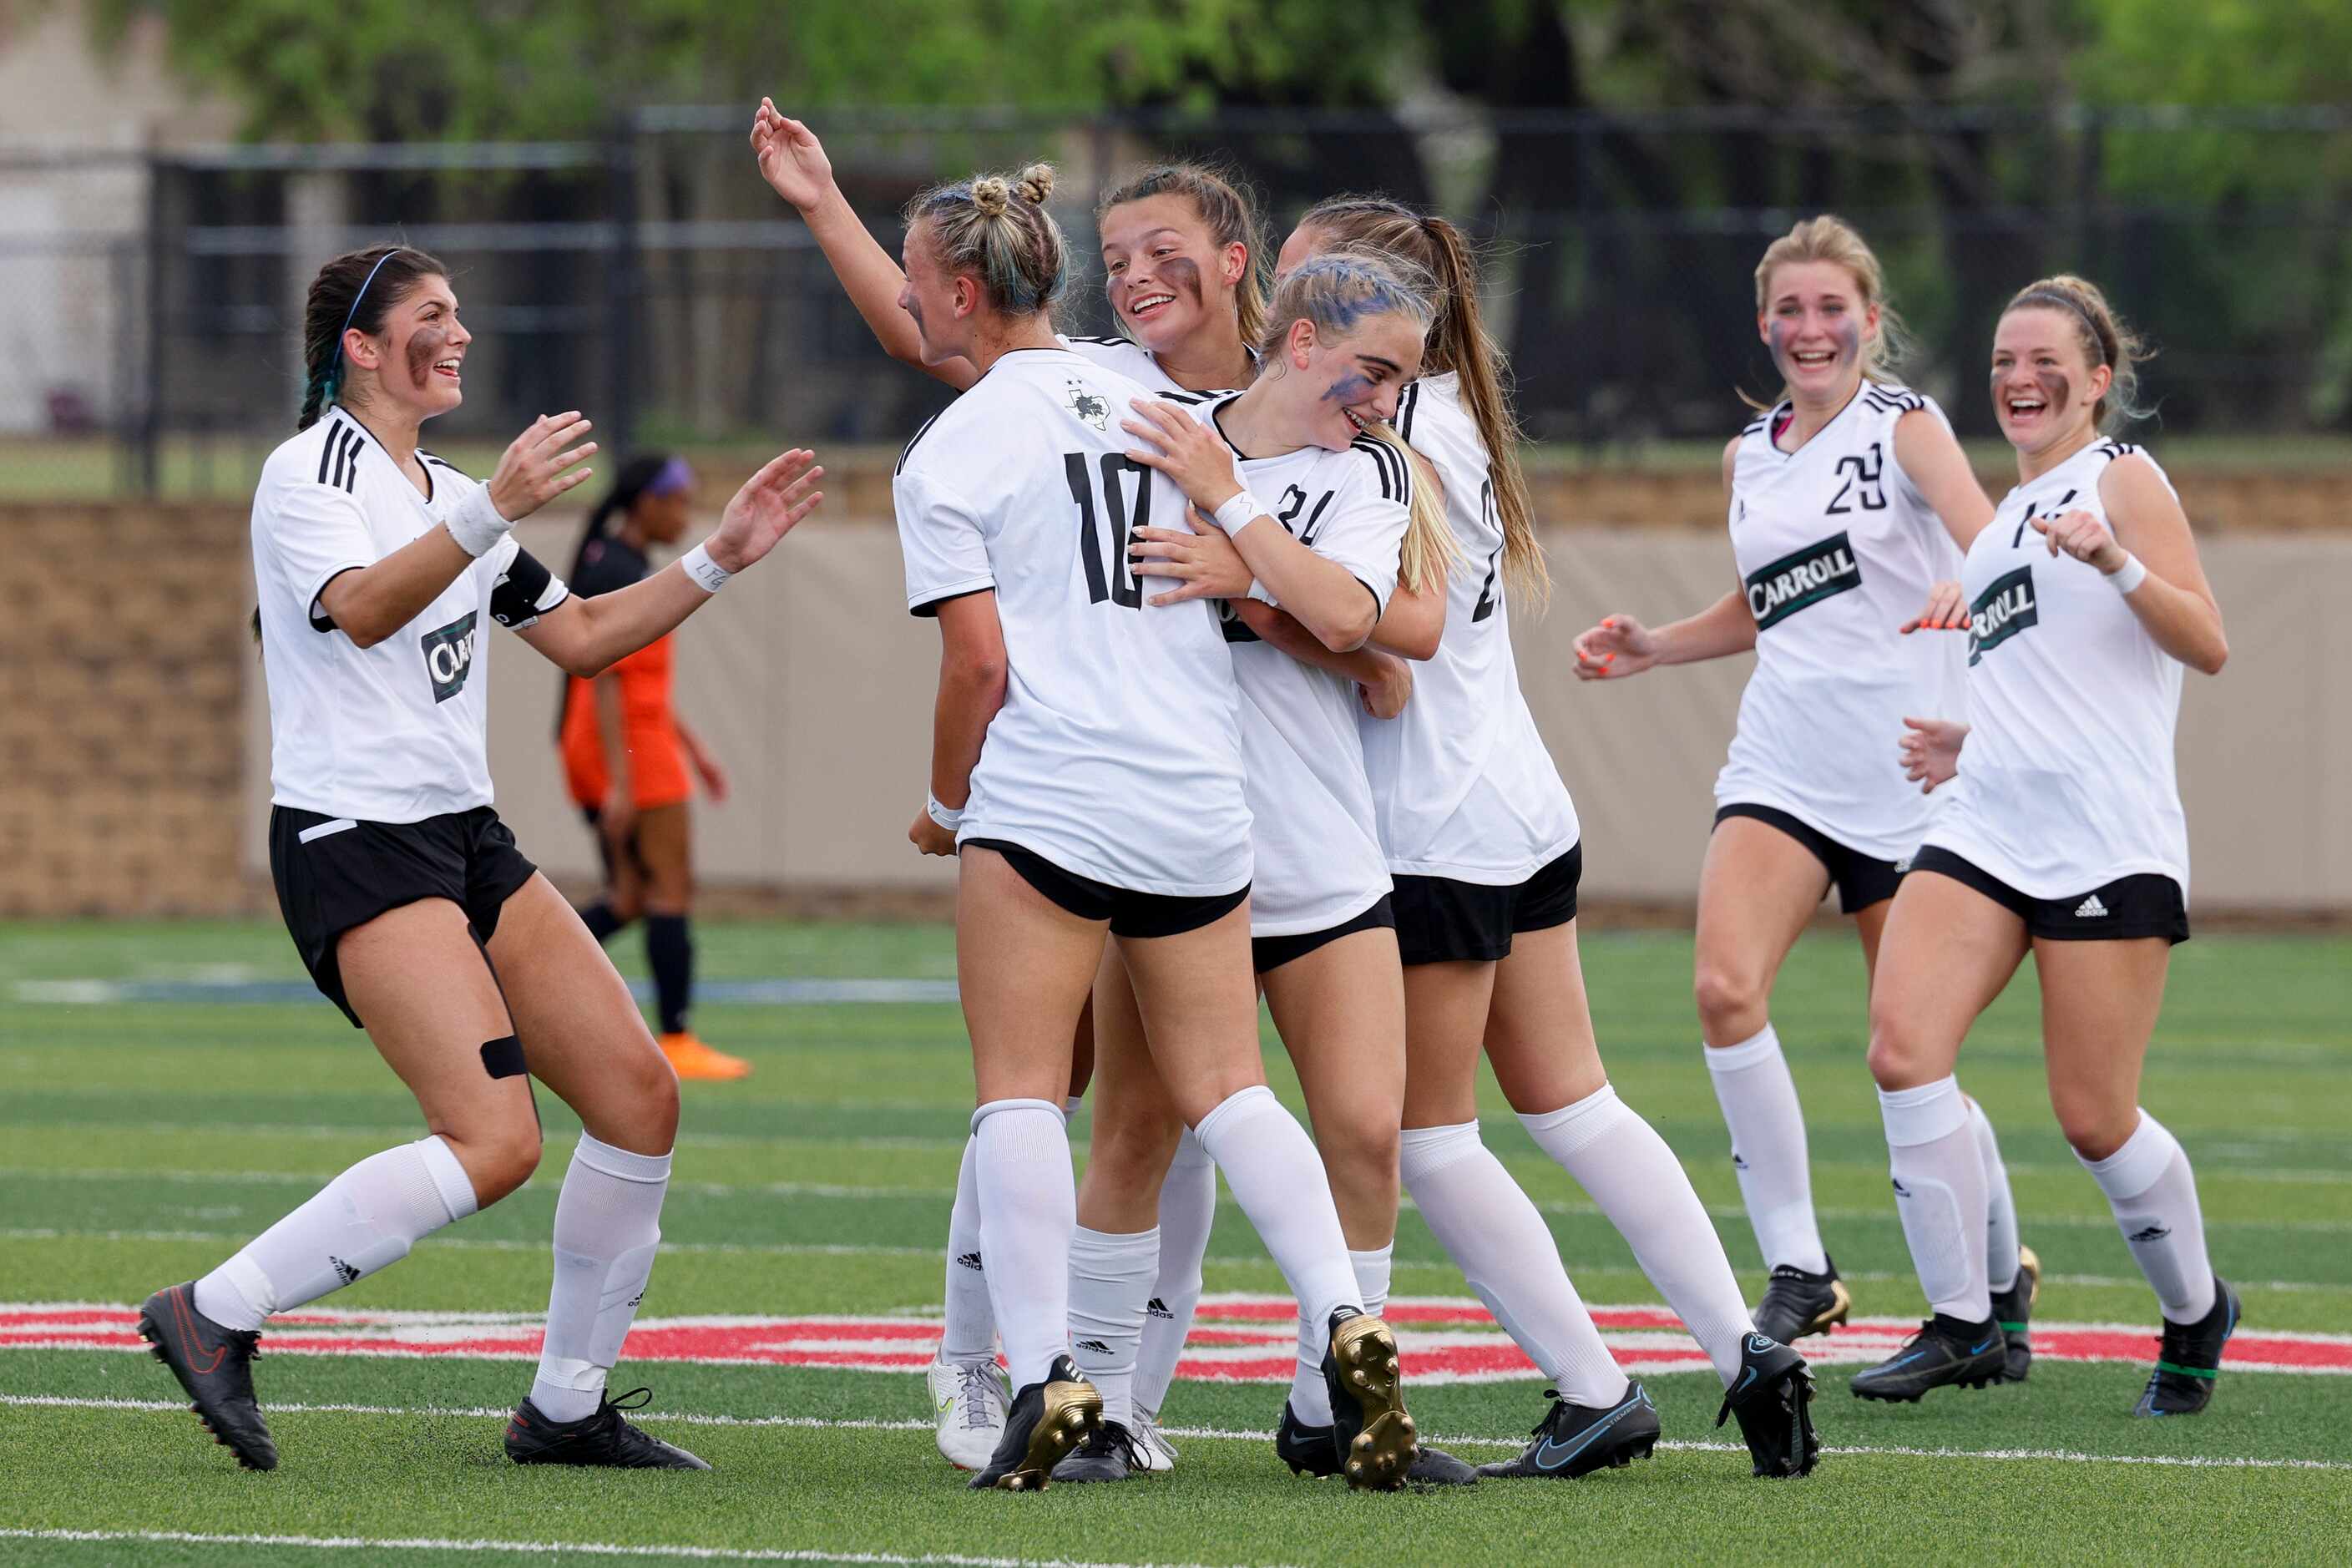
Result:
[0, 472, 2344, 918]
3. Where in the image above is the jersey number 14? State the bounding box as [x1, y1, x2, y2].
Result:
[1066, 452, 1152, 609]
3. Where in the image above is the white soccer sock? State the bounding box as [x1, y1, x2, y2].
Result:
[1879, 1076, 1990, 1322]
[2080, 1111, 2216, 1325]
[1969, 1100, 2022, 1295]
[194, 1136, 476, 1333]
[531, 1133, 671, 1422]
[1520, 1086, 1754, 1386]
[1288, 1243, 1393, 1427]
[1704, 1024, 1829, 1274]
[1068, 1226, 1157, 1430]
[971, 1099, 1077, 1390]
[1399, 1120, 1627, 1408]
[1192, 1086, 1360, 1336]
[938, 1133, 997, 1363]
[1132, 1130, 1215, 1418]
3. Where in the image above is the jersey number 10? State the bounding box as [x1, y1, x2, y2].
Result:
[1066, 452, 1153, 609]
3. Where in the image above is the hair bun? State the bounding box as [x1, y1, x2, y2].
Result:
[971, 176, 1011, 216]
[1016, 163, 1056, 205]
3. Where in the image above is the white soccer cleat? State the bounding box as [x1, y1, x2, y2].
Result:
[928, 1352, 1010, 1471]
[1129, 1401, 1178, 1473]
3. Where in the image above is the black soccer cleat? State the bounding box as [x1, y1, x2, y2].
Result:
[1849, 1315, 2007, 1404]
[969, 1355, 1100, 1491]
[504, 1388, 711, 1469]
[1273, 1399, 1475, 1486]
[1991, 1243, 2041, 1383]
[1478, 1383, 1660, 1479]
[1321, 1308, 1417, 1491]
[137, 1282, 277, 1471]
[1715, 1332, 1820, 1478]
[1050, 1418, 1147, 1483]
[2134, 1276, 2240, 1418]
[1752, 1257, 1853, 1346]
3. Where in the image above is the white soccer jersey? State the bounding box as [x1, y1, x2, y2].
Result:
[1059, 333, 1248, 397]
[1716, 382, 1968, 862]
[251, 407, 570, 823]
[894, 347, 1252, 897]
[1190, 394, 1409, 934]
[1923, 439, 2190, 898]
[1358, 372, 1580, 883]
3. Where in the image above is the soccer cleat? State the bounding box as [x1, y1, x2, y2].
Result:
[928, 1353, 1010, 1471]
[1273, 1399, 1475, 1486]
[1129, 1402, 1177, 1473]
[137, 1282, 277, 1471]
[1752, 1257, 1852, 1345]
[1321, 1308, 1417, 1490]
[1477, 1383, 1660, 1479]
[659, 1032, 751, 1082]
[1050, 1419, 1150, 1483]
[969, 1355, 1101, 1491]
[504, 1388, 711, 1469]
[1991, 1243, 2041, 1383]
[2134, 1276, 2240, 1417]
[1715, 1332, 1820, 1478]
[1849, 1315, 2007, 1403]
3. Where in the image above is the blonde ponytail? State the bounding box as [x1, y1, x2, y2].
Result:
[1297, 195, 1547, 610]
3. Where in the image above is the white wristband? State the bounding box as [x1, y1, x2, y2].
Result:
[1247, 579, 1281, 607]
[443, 485, 515, 559]
[680, 540, 732, 594]
[1211, 490, 1267, 537]
[926, 795, 964, 832]
[2107, 551, 2147, 595]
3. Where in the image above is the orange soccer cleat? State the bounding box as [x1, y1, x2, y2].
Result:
[659, 1032, 752, 1081]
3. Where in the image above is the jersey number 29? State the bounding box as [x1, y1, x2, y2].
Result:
[1066, 452, 1153, 609]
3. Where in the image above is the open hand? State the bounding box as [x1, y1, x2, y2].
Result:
[486, 412, 597, 522]
[1131, 508, 1252, 604]
[750, 100, 837, 214]
[1899, 715, 1969, 794]
[704, 449, 824, 574]
[1122, 398, 1246, 515]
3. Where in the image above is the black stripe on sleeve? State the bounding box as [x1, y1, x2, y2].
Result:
[420, 450, 472, 478]
[896, 412, 943, 476]
[1398, 382, 1421, 444]
[340, 427, 363, 493]
[315, 427, 336, 484]
[1353, 434, 1406, 503]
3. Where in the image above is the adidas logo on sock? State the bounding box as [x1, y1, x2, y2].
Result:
[2075, 893, 2110, 918]
[1890, 1177, 1912, 1197]
[954, 1252, 984, 1272]
[330, 1256, 362, 1286]
[1145, 1297, 1173, 1320]
[2127, 1223, 2172, 1243]
[1074, 1339, 1113, 1355]
[1732, 1151, 1749, 1171]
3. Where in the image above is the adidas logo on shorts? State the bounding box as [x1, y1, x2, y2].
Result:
[2075, 894, 2111, 918]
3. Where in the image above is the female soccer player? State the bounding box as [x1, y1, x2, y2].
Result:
[560, 454, 749, 1082]
[1571, 217, 2038, 1373]
[1286, 198, 1819, 1479]
[1852, 276, 2235, 1413]
[750, 101, 1257, 1472]
[1064, 249, 1474, 1485]
[889, 164, 1413, 1491]
[135, 244, 822, 1473]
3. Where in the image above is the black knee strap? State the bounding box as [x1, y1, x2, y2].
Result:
[480, 1035, 528, 1080]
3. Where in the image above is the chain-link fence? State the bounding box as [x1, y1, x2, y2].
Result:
[6, 104, 2352, 497]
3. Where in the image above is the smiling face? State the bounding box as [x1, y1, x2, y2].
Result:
[1278, 308, 1427, 451]
[1758, 260, 1876, 403]
[898, 222, 977, 366]
[1100, 194, 1242, 352]
[346, 274, 468, 422]
[1991, 306, 2108, 456]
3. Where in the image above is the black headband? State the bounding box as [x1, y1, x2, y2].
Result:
[2012, 289, 2108, 363]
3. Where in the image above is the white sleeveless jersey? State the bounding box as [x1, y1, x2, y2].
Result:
[1358, 373, 1580, 883]
[1716, 383, 1967, 861]
[251, 408, 570, 823]
[894, 347, 1252, 897]
[1186, 394, 1409, 934]
[1923, 439, 2190, 897]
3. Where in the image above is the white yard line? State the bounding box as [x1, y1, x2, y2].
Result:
[8, 1393, 2347, 1473]
[0, 1528, 1276, 1568]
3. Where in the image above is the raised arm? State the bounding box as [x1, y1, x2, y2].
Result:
[319, 412, 596, 647]
[750, 100, 979, 392]
[2033, 454, 2228, 675]
[518, 449, 823, 677]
